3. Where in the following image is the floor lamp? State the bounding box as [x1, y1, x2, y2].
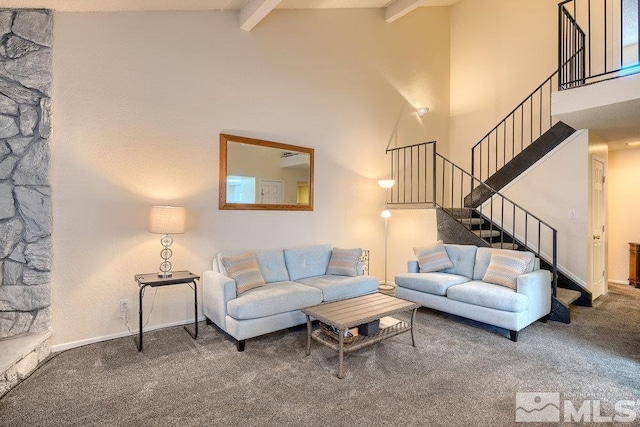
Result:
[378, 179, 395, 292]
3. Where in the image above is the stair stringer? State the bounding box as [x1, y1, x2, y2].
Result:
[436, 208, 490, 247]
[465, 122, 576, 208]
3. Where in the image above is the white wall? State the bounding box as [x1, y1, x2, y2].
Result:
[608, 147, 640, 283]
[51, 9, 448, 348]
[498, 131, 590, 288]
[449, 0, 559, 168]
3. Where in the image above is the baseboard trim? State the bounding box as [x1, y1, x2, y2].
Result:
[609, 279, 629, 286]
[52, 316, 207, 353]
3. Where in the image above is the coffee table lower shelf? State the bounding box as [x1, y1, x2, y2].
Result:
[311, 320, 411, 353]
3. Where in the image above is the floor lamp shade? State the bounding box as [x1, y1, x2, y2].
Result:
[149, 206, 186, 234]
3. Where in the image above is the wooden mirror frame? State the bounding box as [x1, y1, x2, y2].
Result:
[219, 133, 314, 211]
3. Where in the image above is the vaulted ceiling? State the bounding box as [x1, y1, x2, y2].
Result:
[0, 0, 460, 30]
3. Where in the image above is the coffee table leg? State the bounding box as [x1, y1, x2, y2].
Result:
[305, 315, 312, 356]
[410, 308, 417, 347]
[338, 328, 345, 379]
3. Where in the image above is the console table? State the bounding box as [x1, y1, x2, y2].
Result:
[134, 271, 200, 351]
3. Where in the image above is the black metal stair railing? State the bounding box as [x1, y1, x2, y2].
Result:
[559, 0, 640, 89]
[471, 71, 559, 182]
[384, 141, 438, 207]
[385, 141, 558, 297]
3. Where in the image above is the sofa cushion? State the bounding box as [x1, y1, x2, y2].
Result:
[442, 244, 477, 278]
[326, 247, 362, 277]
[414, 241, 454, 273]
[227, 281, 323, 320]
[255, 250, 290, 283]
[284, 244, 332, 281]
[395, 272, 470, 296]
[473, 248, 537, 280]
[297, 274, 379, 302]
[221, 252, 266, 295]
[483, 250, 535, 289]
[446, 281, 529, 313]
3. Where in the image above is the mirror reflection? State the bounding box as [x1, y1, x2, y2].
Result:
[219, 134, 314, 211]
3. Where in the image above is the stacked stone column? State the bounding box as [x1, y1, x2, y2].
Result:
[0, 9, 52, 340]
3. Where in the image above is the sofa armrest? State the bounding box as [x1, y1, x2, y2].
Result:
[202, 270, 237, 330]
[516, 269, 552, 318]
[407, 260, 419, 273]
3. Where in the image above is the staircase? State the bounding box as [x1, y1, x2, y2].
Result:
[384, 74, 591, 324]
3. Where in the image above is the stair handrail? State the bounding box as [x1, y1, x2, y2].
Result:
[384, 140, 558, 296]
[470, 70, 559, 182]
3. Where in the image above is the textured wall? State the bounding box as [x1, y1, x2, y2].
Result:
[51, 9, 447, 348]
[0, 9, 52, 339]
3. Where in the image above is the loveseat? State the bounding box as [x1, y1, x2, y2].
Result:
[203, 244, 379, 351]
[394, 242, 551, 341]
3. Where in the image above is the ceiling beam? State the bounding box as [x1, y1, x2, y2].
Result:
[385, 0, 423, 23]
[239, 0, 281, 31]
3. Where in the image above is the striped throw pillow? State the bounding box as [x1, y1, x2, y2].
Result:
[326, 247, 362, 277]
[482, 250, 534, 289]
[221, 252, 265, 295]
[414, 241, 454, 273]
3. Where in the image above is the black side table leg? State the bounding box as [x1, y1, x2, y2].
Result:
[184, 279, 198, 339]
[137, 284, 146, 351]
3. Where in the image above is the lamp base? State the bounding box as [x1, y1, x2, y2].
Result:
[378, 283, 395, 291]
[158, 271, 173, 278]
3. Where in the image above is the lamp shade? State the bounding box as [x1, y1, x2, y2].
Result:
[378, 179, 395, 189]
[149, 206, 186, 234]
[381, 209, 392, 218]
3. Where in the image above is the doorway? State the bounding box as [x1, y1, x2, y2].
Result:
[260, 179, 284, 204]
[591, 156, 606, 299]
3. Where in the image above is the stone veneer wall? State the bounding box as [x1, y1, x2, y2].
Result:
[0, 9, 52, 340]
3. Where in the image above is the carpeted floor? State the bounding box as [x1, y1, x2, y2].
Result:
[1, 286, 639, 426]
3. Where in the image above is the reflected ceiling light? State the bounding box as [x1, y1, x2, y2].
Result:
[416, 107, 430, 117]
[378, 179, 396, 189]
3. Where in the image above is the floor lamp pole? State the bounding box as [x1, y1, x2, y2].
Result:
[384, 215, 388, 285]
[379, 209, 393, 292]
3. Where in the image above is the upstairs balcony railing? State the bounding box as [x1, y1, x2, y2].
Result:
[385, 141, 558, 296]
[559, 0, 640, 89]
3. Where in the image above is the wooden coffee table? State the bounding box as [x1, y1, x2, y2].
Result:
[302, 293, 420, 378]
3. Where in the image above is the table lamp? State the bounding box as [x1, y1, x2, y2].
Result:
[149, 206, 186, 278]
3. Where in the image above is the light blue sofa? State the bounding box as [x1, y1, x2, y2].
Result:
[395, 244, 551, 341]
[202, 244, 379, 351]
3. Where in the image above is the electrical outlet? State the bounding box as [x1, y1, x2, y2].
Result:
[120, 299, 130, 319]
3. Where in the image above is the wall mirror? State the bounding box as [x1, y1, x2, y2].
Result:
[219, 133, 314, 211]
